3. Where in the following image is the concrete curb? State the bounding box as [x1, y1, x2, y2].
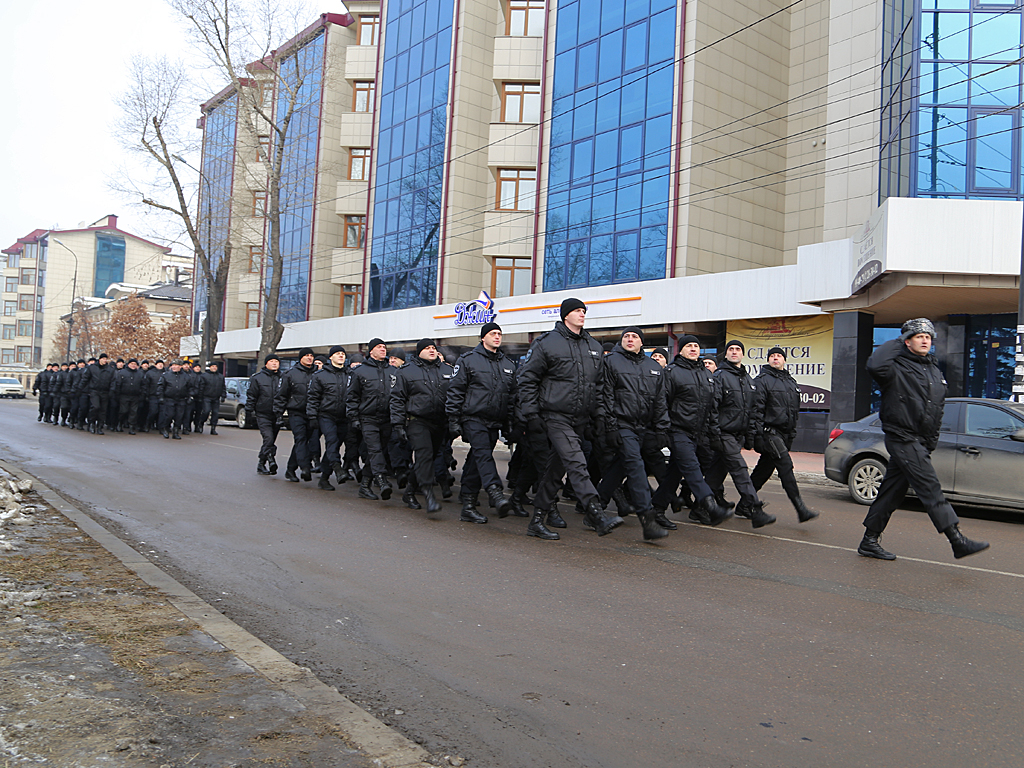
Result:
[1, 459, 434, 768]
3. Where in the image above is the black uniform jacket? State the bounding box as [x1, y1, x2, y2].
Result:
[111, 367, 147, 397]
[599, 344, 669, 434]
[156, 369, 195, 401]
[84, 363, 115, 394]
[200, 371, 226, 401]
[144, 367, 164, 396]
[517, 321, 604, 423]
[307, 363, 349, 420]
[662, 354, 715, 438]
[246, 367, 282, 417]
[445, 343, 515, 427]
[754, 364, 800, 439]
[394, 355, 455, 425]
[274, 363, 314, 417]
[346, 357, 392, 422]
[710, 360, 760, 439]
[867, 338, 946, 448]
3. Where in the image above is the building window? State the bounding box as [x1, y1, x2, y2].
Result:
[496, 168, 537, 210]
[2, 325, 13, 340]
[19, 268, 35, 286]
[94, 234, 126, 297]
[246, 302, 259, 328]
[19, 295, 33, 312]
[6, 253, 18, 269]
[507, 1, 544, 37]
[17, 320, 32, 337]
[37, 270, 45, 288]
[501, 83, 541, 123]
[248, 245, 263, 273]
[491, 257, 532, 298]
[35, 296, 43, 313]
[1, 350, 13, 365]
[16, 347, 30, 363]
[349, 148, 370, 181]
[4, 277, 16, 293]
[340, 284, 360, 316]
[354, 81, 376, 113]
[252, 192, 267, 217]
[256, 134, 271, 161]
[3, 301, 15, 316]
[344, 215, 366, 248]
[35, 320, 42, 339]
[359, 15, 380, 46]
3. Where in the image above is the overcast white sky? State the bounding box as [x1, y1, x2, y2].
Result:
[0, 1, 201, 252]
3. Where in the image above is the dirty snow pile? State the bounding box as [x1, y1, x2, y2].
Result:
[0, 468, 36, 552]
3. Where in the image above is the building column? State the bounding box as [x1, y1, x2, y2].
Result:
[830, 311, 874, 426]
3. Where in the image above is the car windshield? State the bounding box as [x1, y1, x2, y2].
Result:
[0, 378, 19, 384]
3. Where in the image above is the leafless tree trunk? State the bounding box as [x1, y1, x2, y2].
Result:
[112, 55, 229, 367]
[168, 0, 319, 366]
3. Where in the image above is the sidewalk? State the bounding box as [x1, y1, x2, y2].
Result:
[0, 462, 443, 768]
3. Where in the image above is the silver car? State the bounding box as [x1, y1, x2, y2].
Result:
[824, 398, 1024, 509]
[0, 377, 27, 398]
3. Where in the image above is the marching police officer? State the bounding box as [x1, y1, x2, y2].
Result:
[111, 358, 147, 434]
[274, 348, 317, 483]
[446, 322, 516, 523]
[858, 318, 988, 561]
[199, 362, 225, 435]
[308, 346, 349, 491]
[518, 298, 623, 539]
[144, 360, 165, 432]
[156, 360, 193, 439]
[750, 347, 819, 523]
[394, 338, 454, 514]
[246, 353, 283, 475]
[347, 338, 394, 500]
[705, 340, 775, 527]
[84, 353, 115, 434]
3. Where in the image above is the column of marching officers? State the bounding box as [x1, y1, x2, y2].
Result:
[32, 354, 226, 438]
[32, 297, 990, 558]
[236, 296, 824, 543]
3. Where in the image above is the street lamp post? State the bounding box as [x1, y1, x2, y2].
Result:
[172, 153, 215, 366]
[51, 237, 79, 363]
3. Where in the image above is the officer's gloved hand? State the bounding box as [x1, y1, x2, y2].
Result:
[351, 419, 361, 432]
[744, 433, 755, 451]
[709, 434, 724, 452]
[607, 427, 623, 450]
[394, 424, 408, 443]
[655, 432, 669, 450]
[527, 415, 544, 435]
[448, 420, 461, 439]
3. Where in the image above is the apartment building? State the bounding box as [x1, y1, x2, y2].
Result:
[195, 0, 1024, 445]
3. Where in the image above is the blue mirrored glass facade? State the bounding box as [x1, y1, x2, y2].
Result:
[271, 31, 326, 324]
[94, 234, 126, 297]
[197, 93, 238, 332]
[543, 0, 676, 291]
[881, 0, 1023, 201]
[369, 0, 454, 313]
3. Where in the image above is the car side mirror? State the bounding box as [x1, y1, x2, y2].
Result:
[1011, 428, 1024, 442]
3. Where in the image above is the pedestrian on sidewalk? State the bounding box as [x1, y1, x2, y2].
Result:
[857, 318, 988, 561]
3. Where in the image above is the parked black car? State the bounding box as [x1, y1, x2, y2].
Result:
[219, 377, 253, 428]
[824, 397, 1024, 509]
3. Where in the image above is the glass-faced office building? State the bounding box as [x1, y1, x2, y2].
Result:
[199, 0, 1024, 432]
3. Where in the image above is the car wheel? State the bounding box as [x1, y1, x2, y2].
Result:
[236, 407, 248, 429]
[849, 457, 886, 505]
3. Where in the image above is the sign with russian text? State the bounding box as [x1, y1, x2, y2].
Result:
[453, 291, 497, 326]
[725, 315, 834, 410]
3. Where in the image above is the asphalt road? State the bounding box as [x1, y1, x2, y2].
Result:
[3, 398, 1023, 768]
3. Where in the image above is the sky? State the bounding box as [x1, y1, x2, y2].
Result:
[0, 1, 203, 252]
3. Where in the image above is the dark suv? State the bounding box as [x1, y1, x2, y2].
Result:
[219, 377, 253, 428]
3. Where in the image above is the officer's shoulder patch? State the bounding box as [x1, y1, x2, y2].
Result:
[452, 364, 461, 377]
[390, 373, 397, 387]
[503, 367, 513, 374]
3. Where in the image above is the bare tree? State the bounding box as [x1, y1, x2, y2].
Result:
[168, 0, 322, 365]
[113, 55, 230, 368]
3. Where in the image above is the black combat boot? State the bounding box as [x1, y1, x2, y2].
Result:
[301, 466, 312, 482]
[460, 497, 487, 524]
[438, 472, 453, 499]
[582, 500, 623, 536]
[545, 507, 567, 529]
[403, 487, 422, 510]
[611, 486, 636, 517]
[256, 460, 270, 475]
[285, 469, 299, 482]
[128, 427, 136, 435]
[195, 425, 203, 434]
[637, 508, 669, 541]
[857, 529, 896, 560]
[172, 427, 181, 439]
[486, 484, 510, 518]
[95, 425, 104, 435]
[210, 428, 218, 435]
[944, 524, 989, 559]
[267, 458, 278, 476]
[318, 473, 335, 491]
[652, 509, 678, 530]
[162, 428, 170, 439]
[358, 476, 378, 500]
[794, 497, 820, 523]
[508, 488, 530, 517]
[700, 495, 734, 527]
[688, 502, 711, 525]
[422, 485, 442, 514]
[715, 493, 736, 512]
[527, 510, 559, 540]
[748, 501, 775, 529]
[374, 473, 392, 500]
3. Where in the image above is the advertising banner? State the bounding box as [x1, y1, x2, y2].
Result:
[725, 315, 834, 410]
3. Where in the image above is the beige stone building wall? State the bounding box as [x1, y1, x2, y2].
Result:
[438, 0, 498, 305]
